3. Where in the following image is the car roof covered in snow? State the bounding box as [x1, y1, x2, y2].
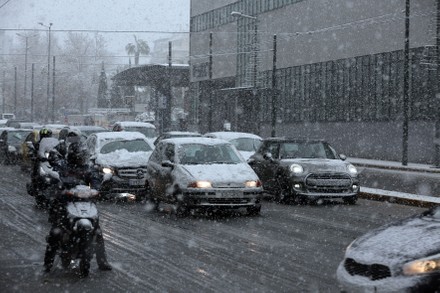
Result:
[115, 121, 156, 128]
[93, 131, 149, 141]
[160, 136, 232, 146]
[205, 131, 262, 141]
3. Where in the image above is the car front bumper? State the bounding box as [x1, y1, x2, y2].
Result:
[336, 261, 440, 293]
[101, 175, 147, 196]
[181, 188, 262, 208]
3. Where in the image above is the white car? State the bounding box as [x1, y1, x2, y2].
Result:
[337, 207, 440, 292]
[204, 131, 262, 160]
[112, 121, 157, 144]
[146, 137, 263, 216]
[84, 131, 154, 201]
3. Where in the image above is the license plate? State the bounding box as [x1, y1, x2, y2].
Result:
[129, 179, 145, 186]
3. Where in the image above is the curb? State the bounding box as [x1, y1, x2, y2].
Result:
[360, 187, 440, 208]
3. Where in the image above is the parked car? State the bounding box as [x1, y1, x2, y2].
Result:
[204, 131, 262, 160]
[84, 131, 154, 201]
[0, 128, 32, 164]
[337, 206, 440, 292]
[112, 121, 157, 143]
[146, 137, 263, 216]
[247, 138, 359, 204]
[153, 131, 202, 146]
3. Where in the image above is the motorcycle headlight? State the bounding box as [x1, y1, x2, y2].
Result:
[290, 164, 304, 174]
[403, 254, 440, 276]
[347, 164, 358, 175]
[8, 145, 16, 153]
[102, 167, 114, 174]
[188, 181, 212, 188]
[245, 180, 261, 188]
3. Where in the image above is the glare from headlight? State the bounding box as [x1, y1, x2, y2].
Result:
[102, 167, 113, 174]
[245, 180, 261, 188]
[348, 164, 358, 175]
[290, 164, 303, 174]
[188, 181, 212, 188]
[403, 256, 440, 275]
[8, 145, 16, 152]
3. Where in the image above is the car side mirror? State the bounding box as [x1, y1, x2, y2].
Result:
[339, 154, 347, 161]
[161, 160, 174, 168]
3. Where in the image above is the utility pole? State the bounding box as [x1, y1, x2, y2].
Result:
[2, 71, 5, 114]
[271, 34, 277, 137]
[52, 56, 55, 123]
[31, 64, 34, 121]
[39, 22, 52, 123]
[402, 0, 410, 166]
[14, 67, 17, 115]
[208, 32, 213, 132]
[434, 0, 440, 167]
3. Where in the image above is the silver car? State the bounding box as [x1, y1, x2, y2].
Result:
[146, 137, 262, 216]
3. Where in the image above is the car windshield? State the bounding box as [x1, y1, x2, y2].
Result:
[125, 127, 156, 138]
[177, 143, 242, 164]
[279, 142, 337, 159]
[7, 131, 28, 144]
[230, 137, 262, 152]
[100, 139, 152, 154]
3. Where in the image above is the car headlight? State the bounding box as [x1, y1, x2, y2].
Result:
[347, 164, 358, 175]
[245, 180, 261, 188]
[102, 167, 114, 174]
[403, 254, 440, 275]
[8, 145, 16, 152]
[290, 164, 303, 174]
[188, 181, 212, 188]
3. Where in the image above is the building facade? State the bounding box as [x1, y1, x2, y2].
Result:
[189, 0, 439, 164]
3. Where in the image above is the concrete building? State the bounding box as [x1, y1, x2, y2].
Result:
[189, 0, 439, 164]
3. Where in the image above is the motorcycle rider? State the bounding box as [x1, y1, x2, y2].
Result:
[29, 128, 60, 197]
[44, 142, 112, 273]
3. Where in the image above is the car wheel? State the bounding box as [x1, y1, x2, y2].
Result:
[247, 205, 261, 216]
[343, 195, 358, 205]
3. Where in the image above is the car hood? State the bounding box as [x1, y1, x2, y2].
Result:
[179, 163, 259, 186]
[96, 150, 152, 168]
[345, 214, 440, 268]
[280, 158, 349, 173]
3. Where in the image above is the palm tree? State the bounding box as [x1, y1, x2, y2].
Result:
[125, 35, 150, 65]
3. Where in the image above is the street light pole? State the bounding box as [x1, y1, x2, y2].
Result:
[402, 0, 410, 166]
[16, 33, 37, 120]
[271, 34, 277, 137]
[39, 22, 52, 123]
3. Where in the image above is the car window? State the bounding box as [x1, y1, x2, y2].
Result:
[230, 138, 261, 152]
[100, 139, 152, 154]
[125, 126, 156, 138]
[177, 143, 242, 164]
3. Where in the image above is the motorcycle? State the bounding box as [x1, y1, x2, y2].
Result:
[49, 178, 100, 277]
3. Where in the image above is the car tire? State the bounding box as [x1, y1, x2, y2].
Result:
[343, 195, 358, 205]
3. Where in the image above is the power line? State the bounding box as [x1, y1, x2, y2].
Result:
[0, 28, 189, 34]
[0, 0, 13, 9]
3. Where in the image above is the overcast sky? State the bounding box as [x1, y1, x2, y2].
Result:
[0, 0, 190, 55]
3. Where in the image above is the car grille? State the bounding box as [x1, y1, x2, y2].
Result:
[117, 168, 148, 179]
[344, 258, 391, 281]
[305, 173, 352, 192]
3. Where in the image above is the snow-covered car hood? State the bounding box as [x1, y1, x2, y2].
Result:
[178, 163, 259, 186]
[345, 213, 440, 268]
[280, 158, 350, 173]
[96, 149, 152, 168]
[240, 151, 255, 161]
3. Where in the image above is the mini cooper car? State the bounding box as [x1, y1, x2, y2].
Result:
[337, 206, 440, 292]
[146, 137, 262, 216]
[247, 138, 359, 204]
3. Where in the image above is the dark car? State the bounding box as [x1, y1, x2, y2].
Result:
[337, 206, 440, 292]
[248, 138, 359, 204]
[0, 128, 32, 164]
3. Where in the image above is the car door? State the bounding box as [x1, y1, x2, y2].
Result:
[147, 142, 167, 200]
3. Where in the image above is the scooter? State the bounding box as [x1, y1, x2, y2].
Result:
[49, 180, 100, 277]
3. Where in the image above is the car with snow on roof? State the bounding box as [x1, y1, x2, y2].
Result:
[337, 206, 440, 292]
[112, 121, 157, 143]
[84, 131, 154, 202]
[204, 131, 262, 160]
[146, 137, 263, 216]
